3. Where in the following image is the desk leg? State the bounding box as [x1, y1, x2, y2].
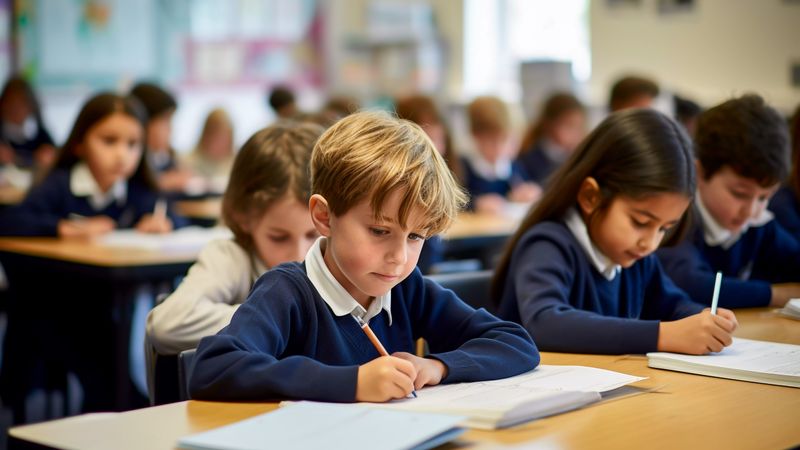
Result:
[111, 282, 151, 411]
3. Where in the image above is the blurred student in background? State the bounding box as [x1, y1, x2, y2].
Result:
[609, 75, 660, 112]
[182, 108, 235, 195]
[0, 76, 56, 173]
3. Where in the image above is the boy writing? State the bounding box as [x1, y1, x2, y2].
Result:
[189, 111, 539, 402]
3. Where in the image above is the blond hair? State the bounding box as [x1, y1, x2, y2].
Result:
[311, 110, 467, 235]
[195, 108, 234, 156]
[222, 121, 324, 251]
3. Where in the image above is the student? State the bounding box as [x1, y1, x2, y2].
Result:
[268, 85, 298, 120]
[181, 108, 235, 194]
[658, 95, 800, 309]
[493, 108, 737, 355]
[147, 121, 323, 355]
[130, 82, 194, 193]
[673, 94, 702, 138]
[0, 92, 182, 237]
[0, 76, 56, 170]
[462, 96, 540, 213]
[609, 75, 659, 112]
[517, 92, 586, 186]
[768, 104, 800, 236]
[189, 111, 539, 402]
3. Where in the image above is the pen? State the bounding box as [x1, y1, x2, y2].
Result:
[153, 198, 167, 221]
[710, 271, 722, 315]
[352, 314, 417, 398]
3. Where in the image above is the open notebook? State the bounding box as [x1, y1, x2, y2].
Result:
[304, 365, 644, 430]
[779, 299, 800, 320]
[647, 338, 800, 388]
[177, 402, 465, 450]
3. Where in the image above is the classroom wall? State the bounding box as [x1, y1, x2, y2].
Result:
[589, 0, 800, 112]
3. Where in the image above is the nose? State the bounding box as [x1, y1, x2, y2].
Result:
[386, 238, 408, 266]
[637, 229, 660, 254]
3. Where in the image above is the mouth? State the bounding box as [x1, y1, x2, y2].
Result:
[373, 273, 401, 282]
[625, 251, 645, 261]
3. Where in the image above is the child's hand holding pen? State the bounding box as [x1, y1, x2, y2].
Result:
[58, 214, 116, 239]
[136, 198, 173, 234]
[391, 351, 448, 391]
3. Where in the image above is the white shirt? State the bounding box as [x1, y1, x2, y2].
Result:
[564, 208, 621, 281]
[466, 152, 512, 181]
[305, 237, 393, 325]
[695, 193, 773, 250]
[70, 162, 127, 210]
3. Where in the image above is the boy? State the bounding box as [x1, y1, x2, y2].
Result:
[608, 75, 659, 112]
[657, 94, 800, 309]
[189, 111, 539, 403]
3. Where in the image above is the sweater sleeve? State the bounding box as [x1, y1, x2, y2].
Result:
[188, 269, 359, 402]
[412, 273, 539, 383]
[512, 237, 661, 354]
[146, 240, 252, 354]
[641, 256, 704, 321]
[0, 174, 66, 236]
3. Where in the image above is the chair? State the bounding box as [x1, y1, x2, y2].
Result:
[426, 270, 496, 314]
[178, 348, 197, 401]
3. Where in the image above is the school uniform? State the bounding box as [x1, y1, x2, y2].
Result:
[146, 239, 267, 355]
[0, 118, 55, 168]
[657, 196, 800, 308]
[516, 139, 569, 186]
[189, 237, 539, 402]
[0, 163, 186, 236]
[462, 154, 529, 202]
[769, 185, 800, 238]
[496, 209, 703, 354]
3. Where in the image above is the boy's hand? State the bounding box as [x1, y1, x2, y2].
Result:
[770, 283, 800, 307]
[356, 356, 417, 402]
[392, 352, 448, 390]
[136, 214, 173, 234]
[657, 308, 738, 355]
[57, 216, 116, 238]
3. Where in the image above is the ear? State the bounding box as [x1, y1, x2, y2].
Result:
[576, 177, 602, 216]
[309, 194, 332, 237]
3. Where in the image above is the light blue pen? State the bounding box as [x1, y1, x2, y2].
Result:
[710, 271, 722, 315]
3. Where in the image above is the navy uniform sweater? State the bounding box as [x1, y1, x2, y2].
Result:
[496, 221, 703, 354]
[769, 185, 800, 238]
[189, 262, 539, 402]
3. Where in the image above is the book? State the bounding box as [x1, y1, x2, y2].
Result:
[779, 298, 800, 320]
[647, 338, 800, 388]
[358, 365, 646, 430]
[177, 402, 465, 450]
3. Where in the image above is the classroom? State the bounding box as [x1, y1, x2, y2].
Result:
[0, 0, 799, 449]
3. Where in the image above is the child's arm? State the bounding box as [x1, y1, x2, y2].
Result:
[410, 273, 540, 384]
[658, 308, 738, 354]
[146, 240, 251, 355]
[0, 171, 83, 236]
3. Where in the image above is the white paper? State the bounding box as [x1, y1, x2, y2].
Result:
[97, 227, 231, 251]
[649, 338, 800, 376]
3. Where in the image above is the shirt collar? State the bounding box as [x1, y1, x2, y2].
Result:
[564, 207, 621, 281]
[695, 192, 773, 250]
[541, 138, 570, 165]
[70, 162, 127, 210]
[305, 237, 392, 325]
[467, 152, 512, 181]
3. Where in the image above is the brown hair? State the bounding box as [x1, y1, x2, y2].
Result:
[519, 92, 585, 155]
[395, 94, 463, 183]
[790, 104, 800, 197]
[468, 96, 510, 136]
[311, 110, 467, 235]
[222, 121, 323, 251]
[195, 108, 234, 158]
[609, 76, 659, 111]
[492, 109, 696, 303]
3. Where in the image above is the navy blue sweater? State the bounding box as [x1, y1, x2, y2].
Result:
[189, 263, 539, 402]
[462, 157, 530, 202]
[769, 185, 800, 238]
[516, 141, 559, 186]
[496, 221, 703, 354]
[657, 214, 800, 308]
[0, 168, 186, 236]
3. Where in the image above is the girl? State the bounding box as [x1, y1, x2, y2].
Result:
[0, 76, 56, 170]
[492, 108, 738, 355]
[0, 92, 180, 237]
[516, 92, 586, 186]
[182, 108, 235, 194]
[146, 121, 323, 355]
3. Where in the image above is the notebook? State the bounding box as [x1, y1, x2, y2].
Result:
[647, 338, 800, 388]
[779, 298, 800, 320]
[359, 365, 645, 430]
[177, 402, 465, 450]
[97, 226, 232, 251]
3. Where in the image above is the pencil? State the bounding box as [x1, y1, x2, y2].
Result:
[352, 314, 417, 398]
[153, 199, 167, 221]
[710, 271, 722, 315]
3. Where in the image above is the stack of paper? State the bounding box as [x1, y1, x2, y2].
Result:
[364, 365, 645, 430]
[779, 298, 800, 320]
[97, 226, 232, 252]
[647, 338, 800, 388]
[178, 402, 464, 450]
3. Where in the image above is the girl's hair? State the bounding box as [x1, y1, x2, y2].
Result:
[788, 104, 800, 197]
[519, 92, 584, 155]
[222, 121, 324, 251]
[395, 94, 463, 183]
[195, 108, 233, 157]
[492, 108, 696, 302]
[0, 76, 46, 125]
[50, 92, 156, 190]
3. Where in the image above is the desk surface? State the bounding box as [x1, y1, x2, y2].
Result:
[10, 308, 800, 450]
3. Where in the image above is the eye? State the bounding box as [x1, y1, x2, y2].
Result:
[268, 234, 289, 243]
[369, 227, 388, 237]
[659, 223, 675, 233]
[730, 190, 749, 200]
[409, 233, 426, 241]
[101, 135, 118, 146]
[631, 217, 648, 229]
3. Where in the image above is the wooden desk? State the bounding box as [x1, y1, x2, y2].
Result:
[175, 198, 221, 226]
[10, 308, 800, 450]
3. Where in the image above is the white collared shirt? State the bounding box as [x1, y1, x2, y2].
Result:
[466, 152, 512, 181]
[70, 162, 127, 210]
[564, 208, 621, 281]
[305, 237, 393, 325]
[695, 193, 773, 250]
